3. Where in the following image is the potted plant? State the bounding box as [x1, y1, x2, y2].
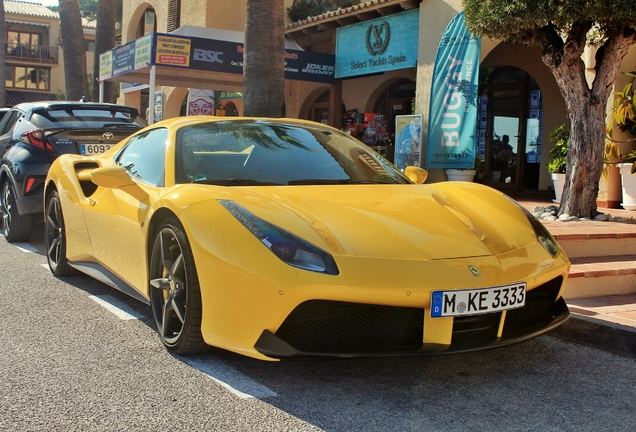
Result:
[607, 74, 636, 210]
[547, 124, 569, 203]
[446, 153, 479, 181]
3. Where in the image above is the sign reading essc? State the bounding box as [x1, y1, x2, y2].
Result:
[156, 36, 191, 66]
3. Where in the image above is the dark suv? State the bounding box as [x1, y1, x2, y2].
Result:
[0, 101, 147, 241]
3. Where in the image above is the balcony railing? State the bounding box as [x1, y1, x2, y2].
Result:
[5, 43, 59, 64]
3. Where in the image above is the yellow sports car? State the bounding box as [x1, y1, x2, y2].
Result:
[44, 116, 570, 361]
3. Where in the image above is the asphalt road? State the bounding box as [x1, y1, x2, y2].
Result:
[2, 222, 635, 431]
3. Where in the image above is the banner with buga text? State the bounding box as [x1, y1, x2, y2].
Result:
[425, 12, 480, 169]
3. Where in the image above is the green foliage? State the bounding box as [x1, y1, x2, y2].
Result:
[611, 77, 636, 137]
[547, 124, 569, 174]
[287, 0, 335, 22]
[463, 0, 636, 43]
[606, 69, 636, 173]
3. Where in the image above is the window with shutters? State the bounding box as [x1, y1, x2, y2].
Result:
[167, 0, 182, 33]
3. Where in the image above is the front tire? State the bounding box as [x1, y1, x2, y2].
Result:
[45, 191, 77, 276]
[1, 179, 33, 242]
[149, 218, 207, 355]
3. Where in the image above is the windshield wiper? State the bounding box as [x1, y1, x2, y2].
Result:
[287, 179, 380, 185]
[192, 178, 283, 186]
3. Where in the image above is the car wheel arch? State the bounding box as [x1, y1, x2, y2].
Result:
[146, 207, 183, 265]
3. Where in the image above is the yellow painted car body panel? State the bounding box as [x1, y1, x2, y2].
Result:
[44, 116, 571, 361]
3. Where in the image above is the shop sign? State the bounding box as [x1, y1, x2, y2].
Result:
[111, 41, 136, 76]
[156, 35, 191, 66]
[335, 9, 419, 79]
[425, 12, 481, 170]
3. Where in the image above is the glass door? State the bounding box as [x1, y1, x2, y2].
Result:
[485, 86, 524, 189]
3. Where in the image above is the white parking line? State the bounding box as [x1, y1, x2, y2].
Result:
[182, 357, 277, 399]
[13, 242, 38, 253]
[89, 294, 144, 320]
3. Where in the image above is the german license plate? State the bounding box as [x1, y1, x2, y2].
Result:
[81, 143, 112, 155]
[431, 283, 526, 317]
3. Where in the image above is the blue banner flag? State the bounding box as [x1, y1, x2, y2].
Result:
[425, 12, 480, 169]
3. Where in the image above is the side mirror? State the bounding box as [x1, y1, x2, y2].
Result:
[90, 166, 148, 201]
[405, 166, 428, 184]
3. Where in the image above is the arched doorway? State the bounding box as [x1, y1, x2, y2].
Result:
[478, 67, 543, 191]
[373, 80, 416, 137]
[310, 90, 331, 124]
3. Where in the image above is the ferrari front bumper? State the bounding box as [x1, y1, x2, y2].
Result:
[254, 276, 570, 359]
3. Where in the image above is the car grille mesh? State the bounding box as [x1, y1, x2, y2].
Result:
[503, 276, 563, 337]
[275, 300, 424, 354]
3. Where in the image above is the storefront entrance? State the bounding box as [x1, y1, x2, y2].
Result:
[477, 67, 542, 191]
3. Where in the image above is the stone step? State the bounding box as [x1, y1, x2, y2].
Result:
[553, 232, 636, 259]
[562, 255, 636, 299]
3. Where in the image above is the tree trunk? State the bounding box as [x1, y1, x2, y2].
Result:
[541, 27, 636, 218]
[92, 0, 117, 102]
[243, 0, 285, 117]
[0, 0, 6, 107]
[59, 0, 88, 101]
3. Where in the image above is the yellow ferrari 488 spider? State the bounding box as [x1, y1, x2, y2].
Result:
[44, 116, 570, 360]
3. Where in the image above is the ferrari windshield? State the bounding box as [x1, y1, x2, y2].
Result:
[175, 120, 410, 185]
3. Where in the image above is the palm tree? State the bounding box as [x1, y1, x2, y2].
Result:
[59, 0, 88, 101]
[92, 0, 117, 102]
[0, 0, 6, 107]
[243, 0, 285, 117]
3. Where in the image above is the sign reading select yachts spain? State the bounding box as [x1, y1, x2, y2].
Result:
[335, 10, 419, 79]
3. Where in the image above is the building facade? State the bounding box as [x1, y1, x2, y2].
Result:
[4, 0, 96, 106]
[114, 0, 636, 199]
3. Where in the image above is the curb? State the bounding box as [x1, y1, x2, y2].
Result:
[548, 313, 636, 359]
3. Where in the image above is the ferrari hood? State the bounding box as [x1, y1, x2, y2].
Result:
[195, 183, 538, 260]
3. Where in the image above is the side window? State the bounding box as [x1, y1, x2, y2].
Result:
[0, 111, 20, 135]
[116, 127, 168, 186]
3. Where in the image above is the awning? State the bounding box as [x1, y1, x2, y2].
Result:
[6, 90, 57, 106]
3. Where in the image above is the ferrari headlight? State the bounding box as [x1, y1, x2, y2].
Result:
[219, 200, 339, 275]
[506, 196, 559, 258]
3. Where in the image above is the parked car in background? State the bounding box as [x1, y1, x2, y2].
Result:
[0, 101, 146, 241]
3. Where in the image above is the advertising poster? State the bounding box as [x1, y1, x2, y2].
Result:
[394, 115, 423, 171]
[154, 91, 163, 123]
[426, 12, 481, 169]
[156, 35, 191, 66]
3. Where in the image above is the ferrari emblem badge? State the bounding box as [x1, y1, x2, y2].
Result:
[468, 266, 481, 277]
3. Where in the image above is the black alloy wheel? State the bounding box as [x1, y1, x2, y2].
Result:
[149, 218, 207, 355]
[45, 191, 77, 276]
[1, 179, 33, 242]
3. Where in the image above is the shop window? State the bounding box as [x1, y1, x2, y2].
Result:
[5, 66, 50, 91]
[85, 40, 96, 52]
[6, 30, 43, 56]
[136, 9, 157, 38]
[14, 67, 26, 88]
[5, 66, 14, 88]
[373, 80, 415, 135]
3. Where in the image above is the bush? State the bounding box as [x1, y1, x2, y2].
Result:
[547, 124, 569, 174]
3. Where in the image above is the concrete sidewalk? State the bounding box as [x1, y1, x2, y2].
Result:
[515, 195, 636, 358]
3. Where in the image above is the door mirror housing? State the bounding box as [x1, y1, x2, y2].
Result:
[405, 166, 428, 184]
[90, 166, 149, 201]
